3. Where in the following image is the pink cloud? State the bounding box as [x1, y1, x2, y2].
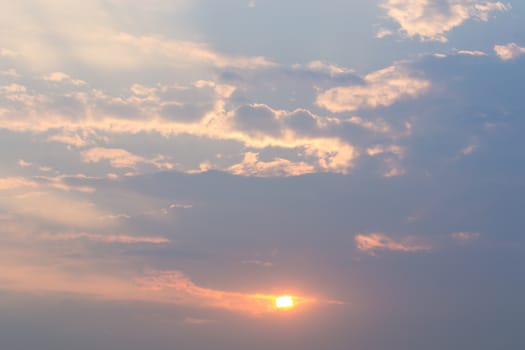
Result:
[355, 233, 432, 255]
[39, 232, 170, 244]
[450, 231, 480, 242]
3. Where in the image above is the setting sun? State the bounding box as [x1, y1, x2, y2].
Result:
[275, 295, 294, 309]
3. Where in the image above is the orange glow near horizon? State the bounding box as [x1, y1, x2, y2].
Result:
[275, 295, 294, 309]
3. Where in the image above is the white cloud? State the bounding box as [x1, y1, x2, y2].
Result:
[494, 43, 525, 61]
[316, 64, 430, 112]
[380, 0, 510, 42]
[456, 49, 487, 56]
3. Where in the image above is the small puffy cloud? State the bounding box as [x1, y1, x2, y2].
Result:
[316, 64, 430, 112]
[42, 72, 86, 86]
[355, 233, 432, 255]
[379, 0, 510, 42]
[494, 43, 525, 61]
[451, 231, 480, 242]
[460, 143, 478, 156]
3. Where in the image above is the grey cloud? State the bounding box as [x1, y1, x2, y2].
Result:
[232, 104, 281, 136]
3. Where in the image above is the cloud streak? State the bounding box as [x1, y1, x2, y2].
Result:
[82, 148, 173, 170]
[355, 233, 432, 255]
[39, 232, 170, 244]
[450, 231, 480, 242]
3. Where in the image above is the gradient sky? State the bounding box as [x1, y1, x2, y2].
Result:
[1, 1, 525, 349]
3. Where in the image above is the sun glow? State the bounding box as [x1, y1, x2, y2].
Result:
[275, 295, 294, 309]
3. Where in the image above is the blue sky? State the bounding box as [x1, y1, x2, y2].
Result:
[1, 1, 524, 349]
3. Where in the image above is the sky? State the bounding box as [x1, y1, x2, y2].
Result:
[0, 0, 524, 349]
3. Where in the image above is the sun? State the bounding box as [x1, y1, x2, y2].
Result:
[275, 295, 294, 309]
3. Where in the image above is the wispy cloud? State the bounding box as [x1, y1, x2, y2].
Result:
[0, 177, 38, 190]
[39, 232, 170, 244]
[82, 148, 173, 170]
[136, 270, 316, 314]
[450, 231, 480, 242]
[0, 191, 113, 229]
[113, 33, 275, 70]
[355, 233, 432, 255]
[242, 260, 274, 268]
[456, 50, 487, 56]
[184, 317, 216, 325]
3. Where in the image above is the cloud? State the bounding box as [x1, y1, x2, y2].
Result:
[42, 72, 86, 86]
[184, 317, 216, 325]
[0, 191, 114, 229]
[242, 260, 274, 268]
[316, 64, 430, 112]
[227, 152, 316, 177]
[450, 231, 480, 242]
[113, 33, 275, 70]
[494, 43, 525, 61]
[39, 232, 170, 244]
[0, 253, 315, 314]
[81, 148, 173, 170]
[0, 69, 359, 175]
[456, 50, 487, 56]
[460, 142, 478, 156]
[0, 177, 38, 190]
[355, 233, 432, 255]
[136, 270, 316, 314]
[47, 132, 90, 147]
[0, 1, 272, 73]
[379, 0, 510, 42]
